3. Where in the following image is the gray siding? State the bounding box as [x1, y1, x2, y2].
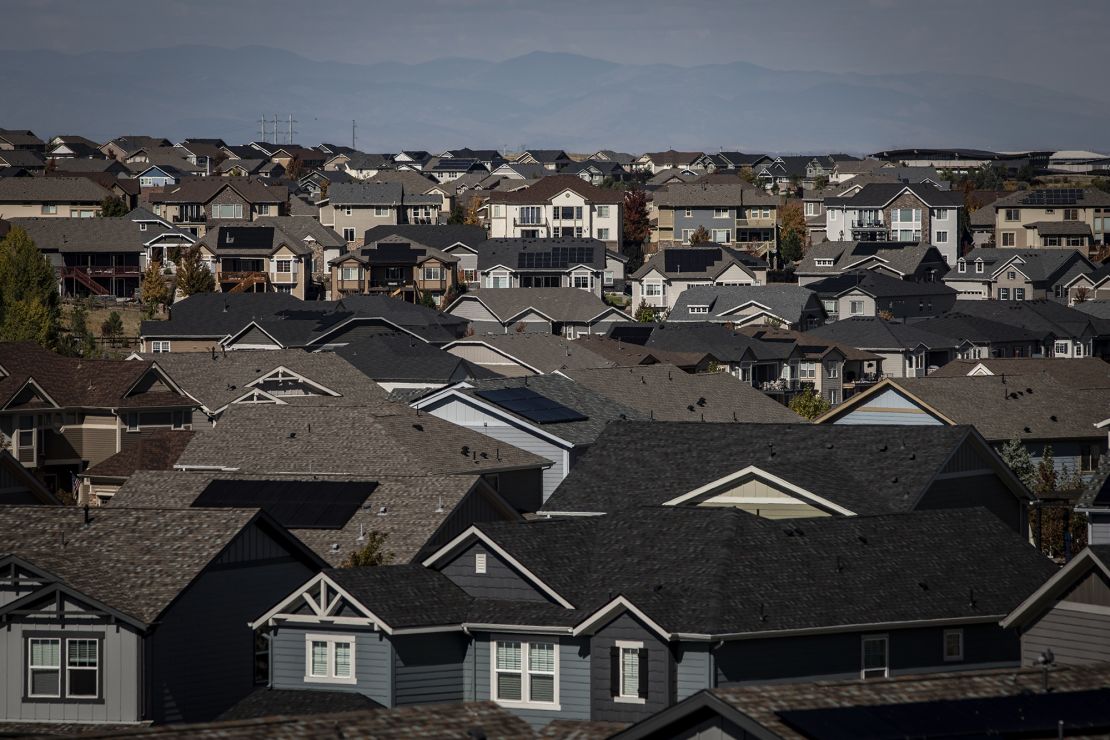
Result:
[271, 626, 393, 706]
[1021, 605, 1110, 666]
[919, 472, 1024, 534]
[448, 299, 500, 323]
[668, 716, 757, 740]
[438, 542, 553, 603]
[391, 633, 466, 705]
[589, 612, 672, 724]
[1090, 513, 1110, 545]
[229, 326, 280, 348]
[675, 643, 713, 700]
[472, 633, 590, 729]
[831, 388, 945, 426]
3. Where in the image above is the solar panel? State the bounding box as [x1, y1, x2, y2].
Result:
[1020, 188, 1084, 206]
[219, 227, 274, 250]
[517, 245, 597, 270]
[192, 479, 377, 529]
[475, 387, 588, 424]
[664, 248, 721, 274]
[373, 242, 426, 262]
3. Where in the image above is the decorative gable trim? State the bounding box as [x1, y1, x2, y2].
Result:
[1001, 547, 1110, 629]
[572, 595, 671, 640]
[1, 377, 60, 411]
[251, 572, 384, 631]
[662, 464, 856, 515]
[245, 365, 341, 398]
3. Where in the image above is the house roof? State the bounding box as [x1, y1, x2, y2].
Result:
[632, 245, 767, 281]
[1026, 220, 1093, 237]
[992, 187, 1110, 210]
[444, 333, 620, 375]
[806, 270, 958, 300]
[1074, 299, 1110, 320]
[332, 333, 500, 383]
[0, 128, 45, 148]
[362, 224, 487, 251]
[0, 176, 111, 204]
[928, 357, 1110, 385]
[646, 168, 700, 186]
[83, 429, 195, 480]
[561, 364, 800, 424]
[652, 183, 778, 207]
[796, 241, 945, 277]
[148, 178, 286, 205]
[667, 285, 821, 325]
[198, 223, 312, 257]
[913, 313, 1047, 345]
[173, 402, 548, 476]
[937, 299, 1110, 340]
[573, 334, 716, 369]
[486, 175, 623, 205]
[324, 182, 403, 206]
[543, 422, 993, 516]
[447, 287, 627, 325]
[640, 150, 706, 166]
[643, 322, 794, 363]
[216, 688, 382, 721]
[805, 317, 960, 351]
[477, 238, 608, 271]
[0, 149, 45, 168]
[952, 248, 1090, 284]
[825, 182, 964, 209]
[7, 215, 193, 254]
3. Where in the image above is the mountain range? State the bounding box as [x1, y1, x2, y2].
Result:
[3, 46, 1108, 154]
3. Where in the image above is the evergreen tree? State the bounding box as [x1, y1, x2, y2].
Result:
[633, 300, 656, 323]
[100, 311, 124, 341]
[0, 226, 61, 348]
[174, 245, 216, 297]
[341, 531, 393, 567]
[98, 195, 129, 217]
[1000, 437, 1035, 488]
[140, 260, 172, 312]
[69, 303, 97, 357]
[779, 200, 809, 264]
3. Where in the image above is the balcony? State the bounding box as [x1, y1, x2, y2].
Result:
[514, 219, 547, 227]
[173, 212, 207, 223]
[851, 219, 886, 229]
[218, 271, 269, 293]
[270, 270, 299, 284]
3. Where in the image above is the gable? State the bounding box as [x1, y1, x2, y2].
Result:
[3, 380, 58, 410]
[248, 366, 340, 398]
[1061, 570, 1110, 607]
[437, 541, 556, 604]
[126, 368, 179, 398]
[226, 325, 282, 349]
[446, 298, 500, 323]
[665, 466, 852, 517]
[714, 264, 756, 284]
[831, 387, 947, 426]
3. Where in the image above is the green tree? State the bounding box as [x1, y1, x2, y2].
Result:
[68, 303, 97, 357]
[633, 300, 656, 323]
[341, 531, 393, 567]
[140, 260, 172, 312]
[99, 195, 129, 217]
[100, 311, 124, 342]
[418, 290, 437, 309]
[779, 200, 808, 265]
[0, 226, 61, 348]
[174, 245, 216, 297]
[689, 225, 711, 245]
[788, 387, 830, 420]
[1000, 437, 1036, 489]
[814, 175, 829, 189]
[446, 204, 466, 224]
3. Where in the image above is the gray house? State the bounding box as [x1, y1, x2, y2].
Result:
[251, 506, 1053, 729]
[444, 288, 631, 339]
[666, 285, 826, 330]
[0, 505, 324, 726]
[805, 270, 958, 321]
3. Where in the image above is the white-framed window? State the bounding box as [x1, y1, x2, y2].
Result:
[552, 227, 562, 238]
[475, 552, 487, 574]
[275, 260, 291, 274]
[999, 288, 1010, 300]
[519, 206, 542, 225]
[815, 258, 835, 267]
[492, 204, 502, 217]
[572, 274, 592, 290]
[597, 205, 610, 218]
[616, 640, 646, 703]
[125, 413, 140, 432]
[256, 204, 271, 215]
[680, 229, 694, 244]
[423, 266, 444, 281]
[828, 389, 839, 405]
[1054, 341, 1069, 355]
[304, 633, 356, 685]
[712, 229, 731, 243]
[1004, 208, 1019, 221]
[1015, 288, 1025, 300]
[341, 266, 359, 281]
[374, 206, 390, 217]
[684, 209, 692, 217]
[66, 639, 99, 698]
[212, 203, 244, 219]
[849, 300, 864, 315]
[688, 305, 709, 314]
[644, 282, 663, 297]
[943, 629, 963, 662]
[957, 260, 966, 273]
[935, 231, 948, 243]
[493, 640, 558, 708]
[713, 208, 729, 219]
[861, 635, 888, 679]
[1001, 232, 1016, 247]
[488, 273, 510, 289]
[1006, 271, 1016, 280]
[975, 260, 984, 273]
[1075, 341, 1086, 358]
[343, 205, 353, 216]
[805, 202, 818, 216]
[598, 228, 610, 240]
[934, 208, 950, 219]
[574, 226, 583, 238]
[825, 361, 839, 378]
[342, 227, 356, 242]
[27, 638, 62, 698]
[151, 340, 171, 353]
[1064, 208, 1078, 221]
[603, 271, 614, 287]
[41, 204, 57, 215]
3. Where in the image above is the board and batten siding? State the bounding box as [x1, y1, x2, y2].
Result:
[693, 477, 832, 520]
[438, 542, 554, 603]
[271, 626, 392, 706]
[391, 633, 466, 705]
[589, 612, 672, 724]
[831, 388, 944, 426]
[0, 609, 142, 723]
[471, 633, 590, 728]
[422, 395, 565, 502]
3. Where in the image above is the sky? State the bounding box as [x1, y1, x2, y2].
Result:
[3, 0, 1106, 99]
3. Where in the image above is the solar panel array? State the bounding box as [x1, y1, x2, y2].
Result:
[475, 387, 589, 424]
[192, 479, 377, 529]
[372, 242, 426, 263]
[517, 246, 596, 269]
[664, 248, 722, 274]
[219, 227, 275, 250]
[1020, 188, 1085, 206]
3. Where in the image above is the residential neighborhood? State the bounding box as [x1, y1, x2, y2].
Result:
[2, 2, 1110, 737]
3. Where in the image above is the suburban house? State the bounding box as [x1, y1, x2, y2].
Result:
[807, 317, 959, 377]
[318, 183, 441, 246]
[0, 342, 197, 491]
[633, 150, 711, 174]
[795, 241, 949, 287]
[513, 149, 572, 170]
[442, 334, 621, 377]
[412, 374, 645, 501]
[0, 177, 112, 219]
[486, 176, 623, 249]
[0, 128, 46, 152]
[195, 223, 315, 298]
[327, 333, 498, 392]
[247, 506, 1051, 728]
[630, 246, 769, 314]
[945, 248, 1094, 301]
[0, 505, 326, 725]
[665, 285, 826, 330]
[815, 373, 1108, 480]
[146, 179, 287, 237]
[1001, 546, 1110, 668]
[991, 188, 1110, 250]
[0, 149, 45, 172]
[337, 224, 488, 291]
[476, 238, 611, 296]
[440, 148, 507, 171]
[427, 158, 489, 183]
[911, 313, 1051, 361]
[806, 270, 958, 321]
[559, 160, 630, 186]
[652, 183, 780, 256]
[445, 287, 631, 338]
[330, 233, 459, 305]
[76, 429, 194, 505]
[930, 300, 1110, 359]
[1064, 263, 1110, 304]
[100, 135, 172, 161]
[824, 183, 964, 264]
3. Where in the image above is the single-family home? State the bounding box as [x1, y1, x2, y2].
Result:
[630, 245, 769, 314]
[824, 183, 964, 264]
[329, 234, 459, 305]
[651, 183, 780, 254]
[0, 177, 112, 219]
[486, 176, 623, 248]
[195, 223, 316, 299]
[806, 317, 959, 377]
[146, 178, 287, 236]
[795, 241, 948, 287]
[665, 285, 826, 330]
[633, 150, 711, 174]
[513, 150, 572, 170]
[444, 287, 631, 339]
[946, 248, 1094, 302]
[991, 188, 1110, 250]
[807, 270, 958, 321]
[476, 238, 610, 296]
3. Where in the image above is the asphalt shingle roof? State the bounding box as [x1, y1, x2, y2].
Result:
[487, 175, 623, 205]
[7, 215, 192, 254]
[806, 317, 960, 350]
[667, 285, 821, 324]
[0, 176, 111, 204]
[449, 287, 626, 325]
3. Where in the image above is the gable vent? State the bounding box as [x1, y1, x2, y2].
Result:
[475, 552, 487, 574]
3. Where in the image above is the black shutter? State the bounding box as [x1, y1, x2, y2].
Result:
[638, 648, 649, 699]
[609, 646, 620, 696]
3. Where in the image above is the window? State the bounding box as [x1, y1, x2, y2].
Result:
[172, 410, 187, 431]
[1075, 342, 1086, 358]
[374, 206, 390, 217]
[849, 300, 865, 316]
[1001, 232, 1016, 247]
[125, 413, 140, 432]
[713, 208, 729, 219]
[1081, 444, 1100, 473]
[597, 205, 610, 218]
[41, 204, 57, 215]
[684, 209, 692, 218]
[66, 640, 98, 698]
[1054, 341, 1069, 356]
[574, 226, 583, 238]
[934, 208, 950, 219]
[342, 227, 356, 242]
[151, 340, 171, 353]
[1044, 236, 1060, 247]
[680, 229, 694, 244]
[598, 228, 610, 240]
[1007, 271, 1016, 281]
[519, 206, 542, 225]
[256, 204, 270, 215]
[689, 305, 709, 314]
[304, 634, 356, 684]
[1004, 208, 1019, 221]
[492, 205, 502, 217]
[975, 260, 984, 273]
[861, 635, 888, 679]
[1015, 288, 1025, 300]
[463, 269, 477, 284]
[644, 282, 663, 297]
[825, 361, 839, 378]
[943, 629, 963, 662]
[211, 203, 243, 219]
[343, 205, 353, 216]
[488, 273, 510, 289]
[957, 260, 966, 273]
[712, 229, 731, 243]
[815, 259, 835, 267]
[494, 640, 557, 707]
[603, 271, 614, 286]
[475, 552, 487, 574]
[998, 288, 1010, 300]
[935, 231, 948, 244]
[341, 266, 359, 281]
[552, 227, 561, 238]
[828, 389, 839, 405]
[805, 202, 818, 216]
[1064, 208, 1078, 221]
[423, 266, 443, 281]
[573, 274, 592, 290]
[275, 260, 291, 273]
[254, 630, 270, 685]
[614, 641, 646, 703]
[28, 638, 61, 698]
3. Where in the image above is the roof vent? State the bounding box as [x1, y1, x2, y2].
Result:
[412, 423, 423, 432]
[377, 506, 388, 516]
[1024, 426, 1032, 433]
[825, 442, 834, 449]
[1050, 415, 1057, 422]
[330, 543, 340, 553]
[288, 432, 296, 439]
[461, 445, 470, 456]
[857, 534, 868, 545]
[696, 397, 706, 407]
[687, 405, 695, 412]
[918, 581, 928, 591]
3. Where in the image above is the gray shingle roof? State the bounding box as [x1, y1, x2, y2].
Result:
[7, 215, 192, 254]
[952, 248, 1090, 283]
[332, 333, 499, 383]
[827, 182, 964, 208]
[667, 285, 821, 324]
[217, 688, 382, 721]
[653, 183, 778, 207]
[938, 299, 1108, 339]
[806, 316, 960, 350]
[448, 287, 627, 325]
[806, 271, 957, 299]
[477, 238, 607, 271]
[362, 224, 487, 251]
[0, 176, 111, 204]
[444, 334, 619, 374]
[796, 241, 944, 277]
[325, 182, 404, 206]
[632, 245, 766, 281]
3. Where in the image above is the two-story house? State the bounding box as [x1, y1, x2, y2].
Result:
[445, 288, 631, 339]
[665, 285, 826, 331]
[824, 183, 965, 264]
[0, 177, 112, 219]
[795, 241, 949, 287]
[632, 150, 711, 174]
[992, 188, 1110, 250]
[476, 238, 609, 296]
[146, 178, 287, 237]
[807, 270, 959, 321]
[652, 183, 780, 256]
[329, 233, 459, 305]
[631, 245, 768, 314]
[486, 176, 623, 249]
[512, 150, 572, 170]
[945, 248, 1094, 301]
[196, 223, 316, 298]
[319, 183, 442, 246]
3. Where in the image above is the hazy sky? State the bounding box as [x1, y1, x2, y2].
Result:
[4, 0, 1106, 98]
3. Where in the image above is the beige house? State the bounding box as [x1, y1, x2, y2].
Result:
[631, 245, 768, 313]
[146, 178, 287, 236]
[0, 177, 111, 219]
[196, 222, 315, 299]
[992, 188, 1110, 250]
[486, 175, 623, 249]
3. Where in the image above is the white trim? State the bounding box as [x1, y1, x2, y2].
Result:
[252, 572, 386, 631]
[490, 638, 560, 711]
[661, 465, 856, 515]
[615, 639, 646, 703]
[303, 316, 428, 346]
[245, 365, 342, 398]
[440, 340, 544, 375]
[1001, 548, 1110, 628]
[861, 633, 889, 679]
[420, 526, 575, 609]
[572, 596, 670, 640]
[943, 628, 964, 662]
[303, 632, 357, 685]
[410, 388, 575, 448]
[221, 321, 286, 349]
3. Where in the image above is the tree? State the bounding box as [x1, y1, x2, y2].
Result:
[174, 245, 215, 297]
[463, 195, 482, 226]
[446, 204, 466, 224]
[622, 187, 651, 246]
[1000, 437, 1036, 489]
[0, 226, 61, 348]
[689, 225, 711, 245]
[633, 300, 656, 323]
[788, 388, 830, 420]
[99, 195, 129, 218]
[284, 155, 304, 181]
[418, 290, 437, 309]
[779, 200, 808, 264]
[140, 260, 171, 312]
[814, 175, 829, 189]
[780, 230, 804, 265]
[739, 167, 757, 185]
[68, 303, 97, 358]
[100, 311, 124, 342]
[340, 531, 393, 568]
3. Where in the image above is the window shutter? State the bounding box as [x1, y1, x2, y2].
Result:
[637, 648, 649, 699]
[609, 646, 620, 697]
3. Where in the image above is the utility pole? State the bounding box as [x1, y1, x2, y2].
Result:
[272, 114, 280, 145]
[352, 120, 357, 150]
[258, 115, 266, 143]
[286, 114, 298, 146]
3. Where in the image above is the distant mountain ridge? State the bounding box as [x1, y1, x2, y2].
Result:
[3, 46, 1108, 153]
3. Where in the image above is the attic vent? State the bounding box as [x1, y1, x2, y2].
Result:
[696, 397, 706, 407]
[918, 581, 928, 591]
[475, 552, 487, 574]
[825, 442, 834, 449]
[461, 445, 470, 456]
